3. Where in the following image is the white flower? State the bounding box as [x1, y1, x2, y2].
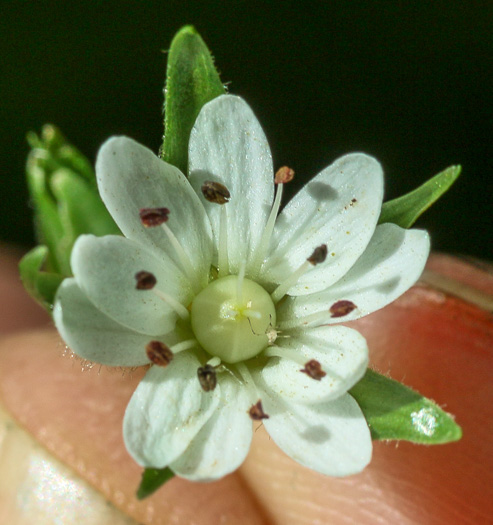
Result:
[54, 95, 430, 482]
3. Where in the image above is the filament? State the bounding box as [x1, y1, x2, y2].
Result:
[218, 205, 229, 277]
[152, 289, 190, 320]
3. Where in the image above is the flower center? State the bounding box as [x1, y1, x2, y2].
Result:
[190, 275, 276, 364]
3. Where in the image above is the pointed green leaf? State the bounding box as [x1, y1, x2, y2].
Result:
[137, 467, 175, 500]
[379, 165, 461, 228]
[19, 246, 65, 311]
[26, 155, 66, 274]
[50, 168, 120, 238]
[28, 125, 94, 182]
[162, 25, 226, 174]
[25, 125, 120, 279]
[350, 369, 462, 444]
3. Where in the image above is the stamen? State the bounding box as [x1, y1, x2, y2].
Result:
[139, 207, 198, 290]
[207, 356, 221, 368]
[160, 222, 198, 287]
[139, 207, 170, 227]
[146, 341, 173, 367]
[263, 348, 326, 380]
[135, 269, 190, 320]
[263, 346, 307, 366]
[236, 260, 246, 303]
[248, 400, 269, 420]
[199, 182, 232, 277]
[250, 167, 294, 276]
[218, 205, 229, 277]
[171, 339, 198, 354]
[146, 339, 197, 368]
[236, 363, 270, 420]
[300, 359, 326, 380]
[307, 244, 328, 265]
[274, 166, 295, 185]
[201, 180, 231, 204]
[270, 244, 328, 303]
[277, 311, 324, 330]
[330, 300, 357, 318]
[152, 289, 190, 321]
[277, 301, 359, 330]
[197, 365, 217, 392]
[135, 270, 157, 290]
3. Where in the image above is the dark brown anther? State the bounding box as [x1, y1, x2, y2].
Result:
[139, 207, 170, 227]
[351, 198, 357, 203]
[146, 341, 173, 367]
[274, 166, 295, 185]
[330, 300, 357, 318]
[248, 400, 269, 420]
[135, 270, 157, 290]
[201, 181, 231, 204]
[197, 365, 217, 392]
[307, 244, 328, 265]
[300, 359, 326, 380]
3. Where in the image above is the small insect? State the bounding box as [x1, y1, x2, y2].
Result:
[265, 323, 278, 345]
[247, 314, 288, 346]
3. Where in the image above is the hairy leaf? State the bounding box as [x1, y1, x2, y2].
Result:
[351, 369, 462, 443]
[162, 25, 226, 173]
[379, 165, 461, 228]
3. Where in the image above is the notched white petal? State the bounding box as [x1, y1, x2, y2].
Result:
[189, 95, 274, 273]
[170, 373, 252, 481]
[259, 326, 368, 404]
[265, 153, 384, 295]
[262, 392, 372, 477]
[123, 352, 221, 468]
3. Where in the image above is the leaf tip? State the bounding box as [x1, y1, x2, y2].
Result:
[444, 415, 463, 443]
[449, 164, 462, 179]
[177, 24, 198, 35]
[136, 467, 175, 500]
[172, 24, 200, 45]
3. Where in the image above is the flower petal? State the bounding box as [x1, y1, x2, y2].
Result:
[170, 373, 252, 481]
[265, 153, 384, 295]
[258, 326, 368, 404]
[279, 223, 430, 325]
[188, 95, 274, 273]
[262, 392, 372, 476]
[96, 136, 213, 289]
[123, 352, 220, 468]
[54, 278, 153, 366]
[71, 234, 192, 335]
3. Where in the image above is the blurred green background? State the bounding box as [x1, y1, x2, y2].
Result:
[1, 1, 491, 259]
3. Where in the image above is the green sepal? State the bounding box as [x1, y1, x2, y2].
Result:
[50, 167, 120, 248]
[136, 467, 175, 500]
[27, 124, 95, 185]
[162, 25, 226, 174]
[25, 124, 120, 285]
[350, 369, 462, 444]
[26, 154, 67, 274]
[19, 246, 65, 311]
[379, 165, 461, 228]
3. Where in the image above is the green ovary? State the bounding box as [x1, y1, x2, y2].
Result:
[190, 275, 276, 363]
